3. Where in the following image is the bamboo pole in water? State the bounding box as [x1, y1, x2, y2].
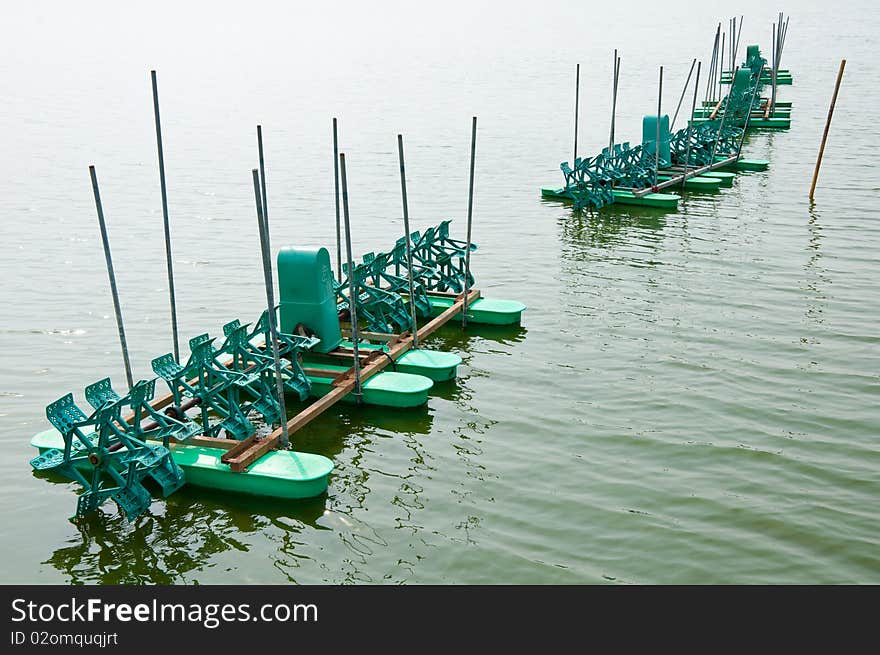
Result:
[150, 70, 180, 364]
[809, 60, 847, 201]
[89, 165, 134, 390]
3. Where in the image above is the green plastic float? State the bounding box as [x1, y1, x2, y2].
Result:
[657, 173, 721, 191]
[425, 296, 526, 326]
[304, 366, 433, 408]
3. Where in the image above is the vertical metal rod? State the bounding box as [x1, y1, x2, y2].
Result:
[733, 16, 743, 67]
[705, 25, 720, 104]
[332, 118, 342, 282]
[781, 17, 789, 54]
[396, 134, 419, 349]
[771, 23, 777, 114]
[150, 70, 180, 364]
[654, 67, 663, 186]
[731, 18, 736, 64]
[89, 166, 134, 390]
[573, 64, 580, 166]
[338, 153, 362, 402]
[719, 32, 725, 101]
[609, 51, 620, 152]
[681, 61, 702, 189]
[257, 125, 269, 233]
[731, 18, 735, 64]
[736, 64, 764, 160]
[778, 12, 784, 55]
[461, 116, 477, 329]
[773, 16, 789, 113]
[809, 60, 847, 200]
[709, 65, 738, 165]
[251, 169, 290, 448]
[671, 58, 697, 131]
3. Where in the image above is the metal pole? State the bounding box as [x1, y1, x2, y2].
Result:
[771, 24, 777, 114]
[733, 16, 743, 67]
[709, 66, 738, 166]
[462, 116, 477, 329]
[773, 17, 789, 114]
[150, 70, 180, 363]
[671, 58, 697, 131]
[573, 64, 580, 165]
[810, 60, 847, 200]
[338, 153, 362, 402]
[706, 25, 720, 104]
[396, 134, 419, 349]
[730, 18, 736, 65]
[681, 61, 702, 189]
[257, 125, 269, 234]
[706, 27, 717, 103]
[251, 169, 290, 448]
[778, 12, 784, 58]
[332, 117, 342, 282]
[719, 32, 725, 101]
[730, 18, 735, 65]
[654, 67, 662, 186]
[609, 51, 620, 152]
[736, 64, 764, 161]
[780, 17, 789, 57]
[89, 166, 134, 390]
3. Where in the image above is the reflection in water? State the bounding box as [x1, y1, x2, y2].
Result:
[804, 203, 828, 330]
[44, 488, 328, 584]
[559, 206, 667, 252]
[423, 323, 528, 351]
[41, 321, 518, 583]
[40, 395, 367, 583]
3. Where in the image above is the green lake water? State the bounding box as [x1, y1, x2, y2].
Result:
[0, 0, 877, 583]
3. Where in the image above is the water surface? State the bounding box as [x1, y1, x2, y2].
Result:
[0, 0, 877, 583]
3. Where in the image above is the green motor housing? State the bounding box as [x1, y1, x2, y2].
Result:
[277, 247, 342, 354]
[642, 114, 671, 165]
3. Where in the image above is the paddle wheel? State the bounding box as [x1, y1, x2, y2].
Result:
[30, 378, 192, 522]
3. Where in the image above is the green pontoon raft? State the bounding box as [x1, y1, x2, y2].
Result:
[542, 186, 681, 210]
[30, 225, 526, 522]
[31, 428, 333, 500]
[543, 37, 786, 212]
[425, 295, 527, 325]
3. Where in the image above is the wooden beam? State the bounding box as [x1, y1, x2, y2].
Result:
[417, 289, 480, 341]
[425, 290, 464, 298]
[303, 367, 349, 382]
[225, 288, 482, 471]
[224, 383, 355, 472]
[187, 435, 240, 450]
[709, 98, 723, 120]
[220, 434, 261, 464]
[321, 350, 370, 361]
[341, 329, 399, 342]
